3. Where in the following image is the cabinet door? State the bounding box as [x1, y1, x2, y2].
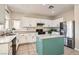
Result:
[47, 20, 52, 27]
[50, 20, 59, 27]
[18, 34, 27, 44]
[26, 33, 36, 43]
[49, 20, 53, 27]
[22, 19, 29, 27]
[8, 42, 12, 55]
[52, 18, 63, 27]
[21, 17, 37, 27]
[17, 34, 22, 44]
[0, 44, 8, 55]
[20, 33, 36, 43]
[43, 19, 52, 27]
[29, 18, 36, 27]
[51, 20, 56, 27]
[18, 34, 24, 44]
[42, 19, 48, 27]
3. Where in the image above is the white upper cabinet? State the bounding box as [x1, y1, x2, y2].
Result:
[40, 19, 50, 27]
[48, 20, 54, 27]
[0, 5, 5, 24]
[51, 18, 64, 27]
[51, 20, 60, 27]
[21, 17, 37, 27]
[21, 17, 63, 28]
[30, 18, 37, 27]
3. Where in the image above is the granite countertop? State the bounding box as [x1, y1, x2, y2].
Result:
[0, 35, 16, 44]
[36, 34, 64, 39]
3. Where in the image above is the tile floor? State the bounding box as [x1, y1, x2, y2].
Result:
[64, 46, 79, 55]
[16, 43, 37, 55]
[16, 43, 79, 55]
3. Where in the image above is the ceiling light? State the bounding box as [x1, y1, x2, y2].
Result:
[49, 5, 54, 9]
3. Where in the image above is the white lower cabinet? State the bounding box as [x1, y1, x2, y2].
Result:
[0, 44, 8, 55]
[26, 33, 36, 43]
[8, 42, 12, 55]
[17, 34, 27, 44]
[0, 41, 12, 55]
[17, 33, 36, 44]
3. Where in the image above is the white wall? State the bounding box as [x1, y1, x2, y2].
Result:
[10, 12, 54, 20]
[74, 5, 79, 50]
[53, 9, 74, 21]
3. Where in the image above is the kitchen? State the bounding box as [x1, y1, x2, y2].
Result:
[0, 4, 79, 55]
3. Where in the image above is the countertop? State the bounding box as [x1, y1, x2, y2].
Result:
[36, 34, 64, 39]
[0, 35, 16, 44]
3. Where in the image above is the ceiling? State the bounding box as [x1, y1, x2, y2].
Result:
[7, 4, 74, 17]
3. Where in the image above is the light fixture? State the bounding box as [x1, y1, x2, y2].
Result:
[48, 5, 54, 9]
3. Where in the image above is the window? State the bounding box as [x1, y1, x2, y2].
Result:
[13, 20, 20, 29]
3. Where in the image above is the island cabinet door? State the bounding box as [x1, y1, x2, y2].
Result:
[8, 41, 12, 55]
[36, 37, 64, 55]
[17, 34, 27, 44]
[0, 44, 8, 55]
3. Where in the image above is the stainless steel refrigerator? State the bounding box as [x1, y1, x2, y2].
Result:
[64, 20, 75, 49]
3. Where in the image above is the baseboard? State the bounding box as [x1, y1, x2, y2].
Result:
[19, 42, 36, 46]
[75, 48, 79, 51]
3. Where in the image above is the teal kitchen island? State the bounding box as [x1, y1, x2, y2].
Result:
[36, 35, 64, 55]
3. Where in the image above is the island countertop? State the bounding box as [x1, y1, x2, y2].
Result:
[36, 34, 64, 39]
[0, 35, 16, 44]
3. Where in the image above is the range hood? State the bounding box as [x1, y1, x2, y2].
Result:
[37, 23, 44, 26]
